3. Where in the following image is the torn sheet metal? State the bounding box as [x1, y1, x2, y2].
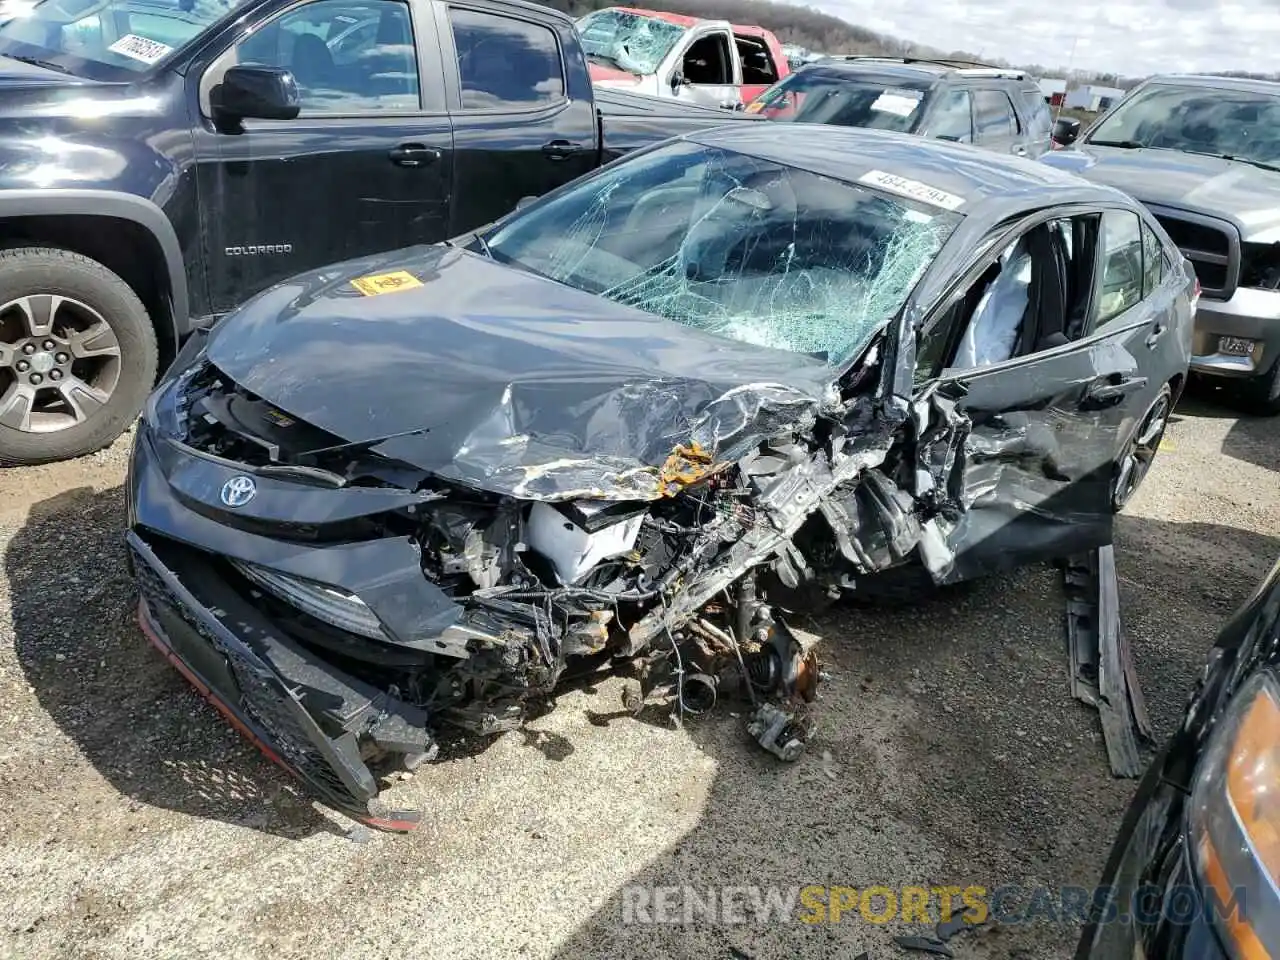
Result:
[1063, 546, 1153, 776]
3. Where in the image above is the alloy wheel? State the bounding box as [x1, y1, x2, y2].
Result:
[1112, 388, 1172, 511]
[0, 293, 121, 434]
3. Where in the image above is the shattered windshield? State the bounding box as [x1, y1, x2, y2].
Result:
[486, 140, 961, 366]
[1086, 83, 1280, 168]
[0, 0, 248, 78]
[748, 71, 931, 132]
[576, 9, 684, 76]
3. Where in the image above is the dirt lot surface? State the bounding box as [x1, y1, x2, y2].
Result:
[1, 388, 1276, 960]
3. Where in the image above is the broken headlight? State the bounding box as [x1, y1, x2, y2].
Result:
[1189, 669, 1280, 956]
[231, 560, 387, 641]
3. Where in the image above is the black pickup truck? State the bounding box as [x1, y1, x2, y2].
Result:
[0, 0, 755, 465]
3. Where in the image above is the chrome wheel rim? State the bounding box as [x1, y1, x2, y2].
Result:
[0, 294, 121, 434]
[1113, 391, 1171, 511]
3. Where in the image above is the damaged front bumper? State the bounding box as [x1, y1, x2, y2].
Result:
[126, 407, 831, 826]
[130, 530, 431, 830]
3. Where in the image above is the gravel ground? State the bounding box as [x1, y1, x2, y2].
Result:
[0, 386, 1276, 960]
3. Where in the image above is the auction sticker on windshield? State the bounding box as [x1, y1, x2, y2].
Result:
[858, 170, 965, 211]
[351, 270, 424, 296]
[870, 90, 923, 117]
[107, 34, 174, 65]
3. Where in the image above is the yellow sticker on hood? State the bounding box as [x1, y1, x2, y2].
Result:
[351, 270, 423, 296]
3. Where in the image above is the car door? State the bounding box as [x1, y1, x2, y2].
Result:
[904, 206, 1170, 582]
[921, 86, 974, 144]
[971, 86, 1024, 156]
[666, 25, 741, 109]
[191, 0, 455, 314]
[437, 0, 598, 235]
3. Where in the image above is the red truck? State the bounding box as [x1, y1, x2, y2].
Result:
[577, 6, 789, 110]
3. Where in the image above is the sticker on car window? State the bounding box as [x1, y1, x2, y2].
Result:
[351, 270, 424, 296]
[870, 90, 922, 117]
[858, 169, 965, 211]
[107, 34, 173, 65]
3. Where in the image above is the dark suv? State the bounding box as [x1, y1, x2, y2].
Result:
[744, 56, 1053, 159]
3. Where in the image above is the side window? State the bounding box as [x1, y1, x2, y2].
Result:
[735, 35, 777, 85]
[683, 33, 733, 85]
[235, 0, 420, 114]
[973, 89, 1016, 139]
[929, 88, 974, 143]
[449, 8, 565, 110]
[1021, 90, 1052, 138]
[1141, 220, 1166, 296]
[915, 215, 1097, 381]
[1098, 210, 1144, 323]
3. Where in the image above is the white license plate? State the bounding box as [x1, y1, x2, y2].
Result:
[1219, 336, 1256, 356]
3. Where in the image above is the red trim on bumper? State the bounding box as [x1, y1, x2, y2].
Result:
[138, 600, 291, 771]
[136, 600, 422, 834]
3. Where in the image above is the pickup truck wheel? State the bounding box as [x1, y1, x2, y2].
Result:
[0, 247, 156, 465]
[1240, 358, 1280, 417]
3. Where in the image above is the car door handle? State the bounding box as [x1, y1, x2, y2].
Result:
[1082, 376, 1149, 409]
[1012, 144, 1028, 156]
[542, 140, 587, 160]
[389, 144, 441, 167]
[1145, 323, 1166, 349]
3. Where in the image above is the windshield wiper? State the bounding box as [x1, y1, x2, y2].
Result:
[5, 54, 74, 76]
[1198, 153, 1280, 174]
[1087, 139, 1147, 149]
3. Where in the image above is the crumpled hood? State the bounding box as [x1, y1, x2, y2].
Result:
[205, 245, 836, 501]
[1042, 144, 1280, 240]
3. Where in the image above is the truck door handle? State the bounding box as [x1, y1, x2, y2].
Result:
[542, 139, 586, 160]
[1082, 375, 1148, 409]
[389, 143, 441, 167]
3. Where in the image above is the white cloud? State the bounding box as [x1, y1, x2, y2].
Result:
[809, 0, 1276, 77]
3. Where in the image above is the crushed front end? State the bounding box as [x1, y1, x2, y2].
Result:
[127, 339, 921, 828]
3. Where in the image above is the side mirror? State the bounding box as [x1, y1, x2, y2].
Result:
[1052, 117, 1081, 146]
[212, 65, 300, 125]
[669, 70, 685, 93]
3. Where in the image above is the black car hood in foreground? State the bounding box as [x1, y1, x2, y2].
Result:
[1043, 144, 1280, 238]
[204, 244, 838, 501]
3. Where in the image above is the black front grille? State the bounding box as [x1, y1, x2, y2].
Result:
[1152, 212, 1238, 298]
[131, 543, 364, 808]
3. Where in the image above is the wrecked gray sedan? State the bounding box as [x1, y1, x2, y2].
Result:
[125, 125, 1196, 829]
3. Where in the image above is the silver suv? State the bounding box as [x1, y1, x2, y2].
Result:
[1045, 75, 1280, 415]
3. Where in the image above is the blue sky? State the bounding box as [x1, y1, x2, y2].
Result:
[812, 0, 1272, 77]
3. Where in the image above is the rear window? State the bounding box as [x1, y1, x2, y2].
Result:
[747, 69, 931, 133]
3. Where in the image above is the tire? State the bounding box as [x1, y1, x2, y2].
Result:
[1111, 382, 1173, 512]
[0, 247, 157, 466]
[1239, 357, 1280, 417]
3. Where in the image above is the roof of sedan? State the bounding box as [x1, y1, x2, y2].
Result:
[684, 124, 1125, 213]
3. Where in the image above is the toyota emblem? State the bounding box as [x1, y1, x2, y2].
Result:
[220, 475, 257, 508]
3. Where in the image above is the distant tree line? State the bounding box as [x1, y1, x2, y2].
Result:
[535, 0, 1154, 86]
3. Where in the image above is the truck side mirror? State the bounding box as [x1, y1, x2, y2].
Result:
[212, 65, 301, 126]
[669, 70, 685, 93]
[1052, 117, 1081, 146]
